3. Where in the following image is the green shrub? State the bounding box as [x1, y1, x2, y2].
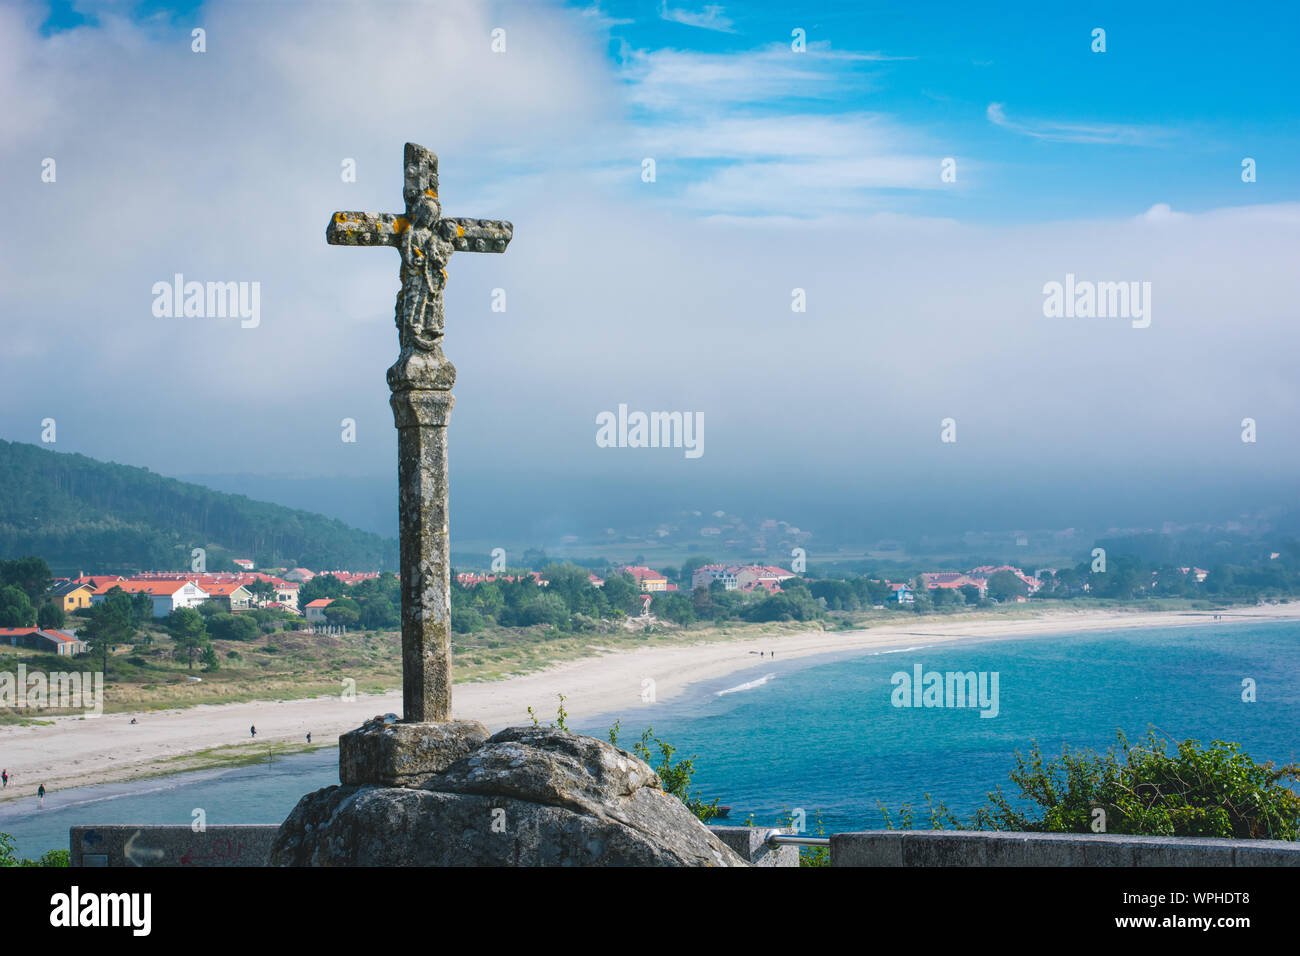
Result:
[880, 729, 1300, 840]
[0, 833, 68, 867]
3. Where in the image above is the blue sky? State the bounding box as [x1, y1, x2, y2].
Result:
[597, 0, 1299, 220]
[37, 0, 1299, 222]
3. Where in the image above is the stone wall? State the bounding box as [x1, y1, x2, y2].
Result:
[831, 830, 1300, 866]
[69, 824, 1300, 867]
[70, 825, 280, 867]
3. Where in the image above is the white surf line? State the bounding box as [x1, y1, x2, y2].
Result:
[715, 673, 778, 697]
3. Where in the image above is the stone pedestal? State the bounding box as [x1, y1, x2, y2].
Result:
[275, 727, 748, 867]
[339, 714, 488, 787]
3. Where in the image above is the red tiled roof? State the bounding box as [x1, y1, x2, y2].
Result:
[620, 566, 668, 581]
[93, 580, 201, 596]
[202, 583, 250, 596]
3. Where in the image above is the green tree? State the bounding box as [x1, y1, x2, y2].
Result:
[600, 571, 641, 616]
[81, 590, 138, 676]
[297, 574, 346, 609]
[165, 607, 209, 670]
[451, 608, 484, 634]
[930, 586, 960, 608]
[985, 570, 1028, 602]
[206, 613, 259, 641]
[246, 580, 277, 603]
[324, 597, 361, 627]
[0, 586, 36, 627]
[37, 601, 66, 629]
[0, 557, 53, 602]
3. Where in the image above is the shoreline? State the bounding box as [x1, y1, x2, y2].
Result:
[1, 603, 1296, 801]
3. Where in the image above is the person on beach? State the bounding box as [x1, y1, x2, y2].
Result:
[1, 769, 7, 788]
[130, 717, 137, 725]
[306, 732, 312, 743]
[250, 725, 257, 738]
[37, 784, 45, 808]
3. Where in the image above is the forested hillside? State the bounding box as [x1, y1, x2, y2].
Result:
[0, 441, 396, 574]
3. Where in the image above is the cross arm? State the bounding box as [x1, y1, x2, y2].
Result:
[439, 218, 513, 253]
[326, 211, 409, 247]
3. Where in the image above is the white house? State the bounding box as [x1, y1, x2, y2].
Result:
[92, 580, 210, 617]
[305, 598, 334, 623]
[273, 581, 300, 612]
[692, 565, 739, 590]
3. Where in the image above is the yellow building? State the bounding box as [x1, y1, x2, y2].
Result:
[620, 566, 669, 592]
[51, 581, 95, 613]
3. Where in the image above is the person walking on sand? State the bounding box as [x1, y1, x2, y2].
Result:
[37, 784, 45, 808]
[306, 732, 312, 744]
[2, 769, 8, 789]
[250, 725, 257, 738]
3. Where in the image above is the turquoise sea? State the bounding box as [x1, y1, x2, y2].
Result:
[2, 620, 1297, 858]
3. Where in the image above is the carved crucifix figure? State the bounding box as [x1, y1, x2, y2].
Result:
[327, 143, 512, 722]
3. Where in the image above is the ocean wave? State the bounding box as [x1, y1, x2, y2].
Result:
[715, 673, 777, 697]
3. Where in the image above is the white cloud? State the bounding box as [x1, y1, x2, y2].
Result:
[659, 2, 737, 33]
[986, 102, 1165, 146]
[2, 0, 1297, 494]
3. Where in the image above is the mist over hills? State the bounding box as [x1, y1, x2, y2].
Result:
[180, 466, 1300, 570]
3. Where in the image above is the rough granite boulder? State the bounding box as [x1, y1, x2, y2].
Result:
[271, 727, 746, 867]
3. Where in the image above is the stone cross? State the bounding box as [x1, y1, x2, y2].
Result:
[327, 142, 512, 723]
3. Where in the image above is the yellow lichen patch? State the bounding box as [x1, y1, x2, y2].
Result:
[441, 269, 448, 279]
[414, 248, 423, 257]
[425, 189, 437, 197]
[393, 217, 410, 234]
[456, 225, 465, 237]
[334, 212, 346, 223]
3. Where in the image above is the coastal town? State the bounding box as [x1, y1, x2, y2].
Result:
[0, 563, 384, 657]
[1, 555, 1140, 661]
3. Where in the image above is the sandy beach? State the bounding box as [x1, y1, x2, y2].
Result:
[1, 604, 1297, 800]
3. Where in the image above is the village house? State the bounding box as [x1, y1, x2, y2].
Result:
[966, 566, 1041, 594]
[734, 565, 796, 590]
[888, 582, 915, 604]
[322, 571, 381, 586]
[691, 564, 794, 592]
[90, 580, 209, 618]
[692, 565, 739, 590]
[132, 571, 300, 612]
[305, 598, 334, 623]
[49, 580, 96, 613]
[456, 571, 549, 588]
[271, 579, 300, 611]
[920, 572, 987, 597]
[619, 566, 670, 592]
[0, 627, 88, 656]
[201, 583, 253, 611]
[72, 574, 125, 591]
